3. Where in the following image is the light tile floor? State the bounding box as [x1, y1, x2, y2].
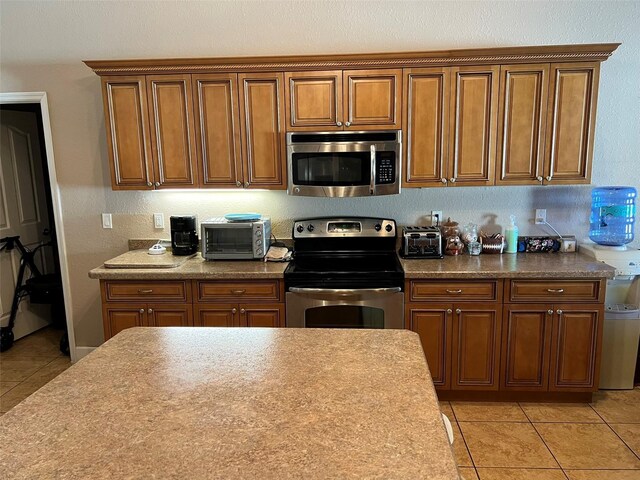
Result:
[0, 326, 71, 414]
[2, 328, 640, 480]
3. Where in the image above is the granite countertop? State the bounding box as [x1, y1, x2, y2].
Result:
[0, 328, 459, 479]
[89, 251, 614, 281]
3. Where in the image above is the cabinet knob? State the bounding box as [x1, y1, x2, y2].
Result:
[236, 181, 242, 187]
[139, 308, 145, 314]
[244, 182, 250, 188]
[546, 176, 552, 182]
[240, 309, 246, 314]
[536, 176, 543, 183]
[449, 177, 456, 183]
[455, 308, 462, 314]
[345, 121, 351, 127]
[441, 178, 447, 184]
[146, 181, 152, 187]
[154, 182, 160, 187]
[556, 309, 563, 315]
[548, 309, 554, 315]
[232, 308, 237, 314]
[336, 121, 343, 127]
[148, 309, 153, 314]
[446, 309, 452, 314]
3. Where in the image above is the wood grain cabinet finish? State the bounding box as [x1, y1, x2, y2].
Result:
[507, 279, 603, 303]
[409, 280, 501, 303]
[403, 68, 450, 186]
[148, 304, 192, 327]
[103, 305, 145, 339]
[195, 304, 239, 327]
[550, 305, 603, 391]
[101, 76, 154, 189]
[448, 66, 499, 186]
[406, 304, 452, 389]
[344, 69, 402, 130]
[238, 72, 286, 189]
[103, 280, 190, 303]
[451, 304, 502, 390]
[192, 74, 243, 187]
[543, 62, 600, 185]
[242, 304, 284, 327]
[496, 64, 549, 185]
[196, 280, 282, 302]
[285, 71, 343, 130]
[146, 75, 199, 188]
[195, 303, 283, 327]
[103, 303, 192, 339]
[501, 305, 552, 390]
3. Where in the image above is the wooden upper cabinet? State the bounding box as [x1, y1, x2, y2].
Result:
[238, 73, 286, 189]
[496, 64, 549, 185]
[285, 71, 342, 130]
[403, 68, 450, 187]
[344, 69, 402, 130]
[192, 74, 243, 187]
[448, 66, 499, 186]
[101, 76, 153, 190]
[543, 62, 600, 184]
[146, 75, 198, 188]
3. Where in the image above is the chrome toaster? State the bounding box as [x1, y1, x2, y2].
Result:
[401, 226, 443, 259]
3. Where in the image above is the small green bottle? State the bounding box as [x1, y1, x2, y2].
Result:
[505, 215, 518, 254]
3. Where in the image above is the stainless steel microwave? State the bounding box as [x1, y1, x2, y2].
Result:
[286, 130, 402, 197]
[201, 217, 271, 260]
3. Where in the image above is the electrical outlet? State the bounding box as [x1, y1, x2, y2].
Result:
[153, 213, 165, 229]
[431, 210, 443, 226]
[102, 213, 112, 229]
[535, 209, 547, 225]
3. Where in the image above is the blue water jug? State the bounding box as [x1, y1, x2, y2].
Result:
[589, 186, 637, 246]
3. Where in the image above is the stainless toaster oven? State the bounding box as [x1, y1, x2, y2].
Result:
[201, 217, 271, 260]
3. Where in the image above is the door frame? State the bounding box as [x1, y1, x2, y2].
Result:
[0, 92, 77, 362]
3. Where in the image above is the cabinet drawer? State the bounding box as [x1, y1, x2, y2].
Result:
[197, 280, 281, 302]
[507, 280, 603, 303]
[408, 280, 501, 302]
[103, 281, 190, 302]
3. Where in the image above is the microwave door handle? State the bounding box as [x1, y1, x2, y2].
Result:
[370, 145, 376, 195]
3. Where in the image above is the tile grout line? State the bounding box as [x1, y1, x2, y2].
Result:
[589, 392, 640, 463]
[449, 403, 479, 472]
[530, 421, 565, 471]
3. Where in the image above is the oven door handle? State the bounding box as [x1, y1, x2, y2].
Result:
[289, 287, 401, 295]
[369, 145, 376, 195]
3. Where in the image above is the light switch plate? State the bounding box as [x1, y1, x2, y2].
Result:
[153, 213, 165, 229]
[431, 210, 443, 226]
[102, 213, 112, 229]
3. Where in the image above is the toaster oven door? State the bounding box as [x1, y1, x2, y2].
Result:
[203, 225, 254, 259]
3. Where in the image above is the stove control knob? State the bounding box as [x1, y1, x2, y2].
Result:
[307, 224, 315, 232]
[296, 225, 304, 233]
[385, 224, 393, 232]
[257, 249, 263, 256]
[256, 239, 262, 245]
[374, 223, 382, 231]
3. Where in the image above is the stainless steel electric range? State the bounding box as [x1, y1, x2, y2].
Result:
[284, 217, 404, 329]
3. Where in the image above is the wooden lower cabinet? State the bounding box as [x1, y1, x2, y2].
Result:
[149, 304, 192, 327]
[103, 305, 145, 339]
[243, 304, 284, 327]
[103, 303, 192, 339]
[195, 303, 284, 327]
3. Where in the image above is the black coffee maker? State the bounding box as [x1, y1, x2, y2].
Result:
[170, 216, 198, 256]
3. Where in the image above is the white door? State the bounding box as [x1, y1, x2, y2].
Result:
[0, 110, 52, 339]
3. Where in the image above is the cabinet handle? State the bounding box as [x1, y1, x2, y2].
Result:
[154, 182, 160, 187]
[546, 176, 552, 182]
[236, 181, 242, 187]
[548, 309, 554, 315]
[455, 308, 462, 314]
[446, 309, 452, 314]
[345, 121, 351, 127]
[446, 289, 463, 294]
[556, 309, 563, 315]
[547, 288, 564, 293]
[536, 176, 543, 183]
[232, 308, 237, 314]
[138, 289, 153, 294]
[240, 309, 246, 314]
[148, 309, 153, 314]
[231, 289, 246, 294]
[441, 178, 447, 184]
[449, 177, 456, 183]
[336, 121, 343, 127]
[139, 309, 145, 314]
[244, 182, 250, 188]
[146, 181, 152, 187]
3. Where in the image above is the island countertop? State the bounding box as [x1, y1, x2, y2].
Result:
[0, 328, 459, 479]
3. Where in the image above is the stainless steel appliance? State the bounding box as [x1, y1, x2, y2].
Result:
[285, 217, 404, 328]
[286, 131, 401, 197]
[401, 226, 443, 258]
[170, 215, 198, 256]
[201, 217, 271, 260]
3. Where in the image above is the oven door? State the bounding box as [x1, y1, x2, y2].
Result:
[286, 287, 404, 329]
[287, 139, 400, 197]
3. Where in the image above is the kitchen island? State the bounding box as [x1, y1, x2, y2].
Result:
[0, 327, 459, 479]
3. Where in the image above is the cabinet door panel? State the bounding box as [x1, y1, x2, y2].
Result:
[101, 76, 153, 189]
[449, 66, 499, 186]
[501, 305, 552, 390]
[238, 73, 286, 188]
[147, 75, 198, 188]
[407, 305, 452, 389]
[403, 68, 449, 186]
[192, 74, 242, 187]
[195, 304, 238, 327]
[344, 69, 402, 129]
[103, 305, 145, 340]
[544, 62, 600, 184]
[550, 305, 602, 391]
[149, 304, 193, 327]
[285, 71, 342, 130]
[452, 304, 502, 390]
[241, 304, 284, 328]
[496, 64, 549, 185]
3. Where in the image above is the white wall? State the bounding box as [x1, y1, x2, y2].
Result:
[1, 1, 638, 347]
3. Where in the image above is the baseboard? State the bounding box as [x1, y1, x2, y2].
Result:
[73, 346, 96, 362]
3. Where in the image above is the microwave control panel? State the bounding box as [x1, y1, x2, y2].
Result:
[376, 153, 396, 184]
